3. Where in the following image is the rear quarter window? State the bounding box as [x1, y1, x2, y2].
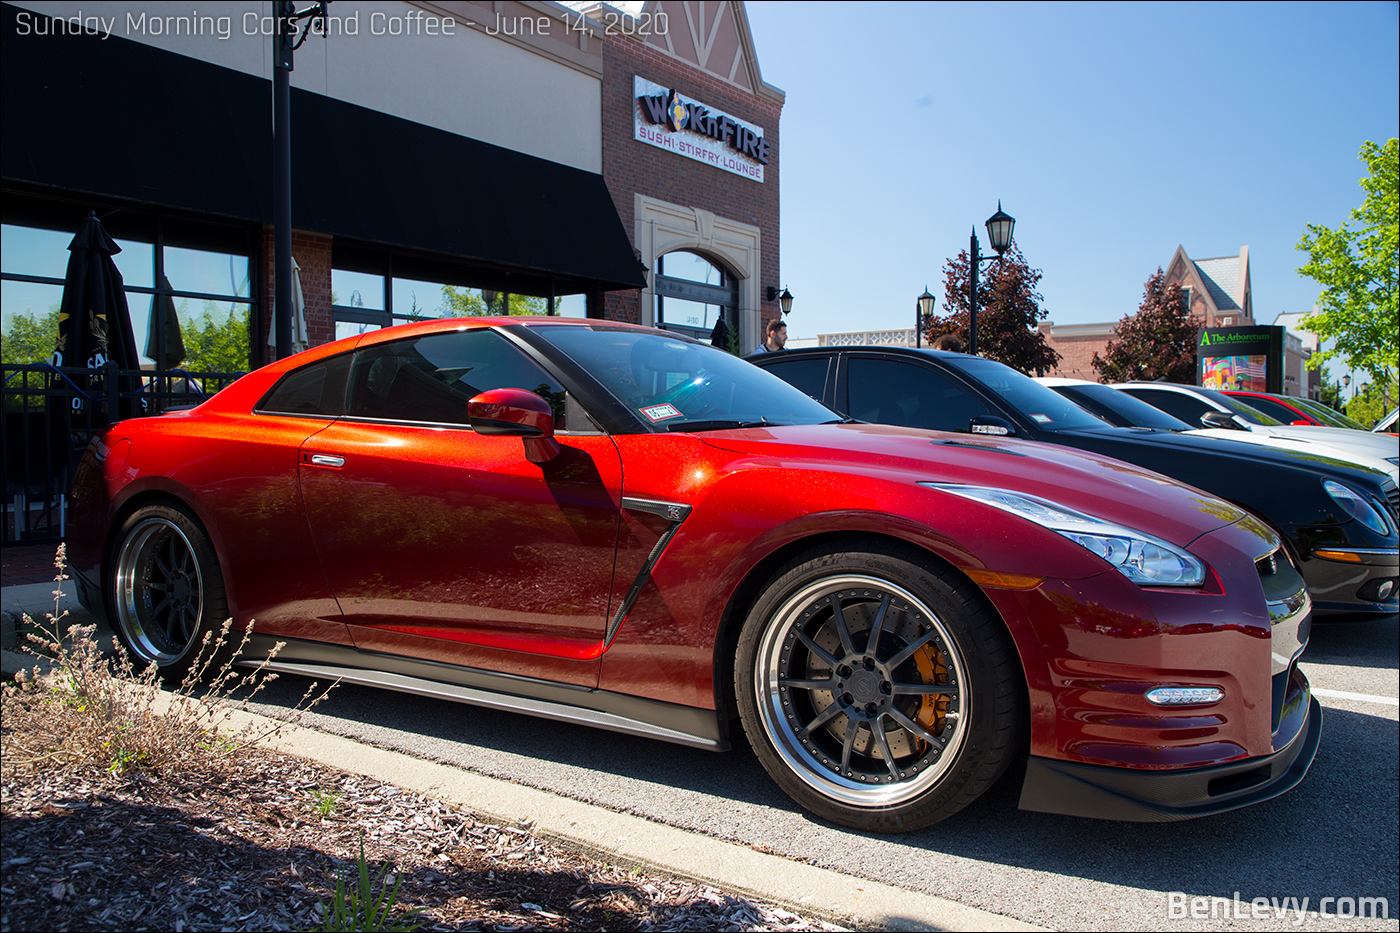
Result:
[257, 353, 351, 417]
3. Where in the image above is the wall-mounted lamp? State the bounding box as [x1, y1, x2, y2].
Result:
[767, 286, 795, 315]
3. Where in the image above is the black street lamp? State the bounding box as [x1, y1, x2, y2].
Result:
[968, 202, 1015, 356]
[272, 1, 329, 361]
[915, 286, 936, 348]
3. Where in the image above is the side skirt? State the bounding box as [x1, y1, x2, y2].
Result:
[239, 634, 730, 752]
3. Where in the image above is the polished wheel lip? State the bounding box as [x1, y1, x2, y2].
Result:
[754, 574, 969, 808]
[113, 517, 203, 665]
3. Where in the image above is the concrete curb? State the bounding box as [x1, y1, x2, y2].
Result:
[230, 707, 1046, 932]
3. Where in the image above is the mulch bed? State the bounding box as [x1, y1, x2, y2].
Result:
[0, 744, 848, 932]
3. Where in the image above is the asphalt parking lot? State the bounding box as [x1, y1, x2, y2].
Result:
[232, 614, 1398, 933]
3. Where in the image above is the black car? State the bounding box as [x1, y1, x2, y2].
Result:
[753, 346, 1399, 621]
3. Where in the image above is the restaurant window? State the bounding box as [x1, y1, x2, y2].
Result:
[654, 251, 737, 345]
[1, 221, 254, 374]
[331, 262, 560, 340]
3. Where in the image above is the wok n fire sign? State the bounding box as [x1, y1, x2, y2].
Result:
[633, 76, 767, 182]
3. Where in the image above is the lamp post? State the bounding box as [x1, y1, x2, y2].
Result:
[272, 1, 328, 361]
[915, 286, 936, 348]
[967, 202, 1016, 356]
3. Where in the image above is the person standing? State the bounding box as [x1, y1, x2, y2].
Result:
[747, 319, 787, 356]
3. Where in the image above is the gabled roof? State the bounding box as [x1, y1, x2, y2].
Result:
[567, 1, 784, 104]
[1194, 257, 1241, 312]
[1164, 245, 1252, 323]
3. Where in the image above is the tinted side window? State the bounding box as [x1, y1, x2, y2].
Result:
[761, 357, 831, 403]
[1125, 389, 1210, 426]
[347, 329, 566, 427]
[846, 358, 992, 431]
[258, 353, 351, 416]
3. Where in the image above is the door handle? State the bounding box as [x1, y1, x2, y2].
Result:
[306, 454, 345, 468]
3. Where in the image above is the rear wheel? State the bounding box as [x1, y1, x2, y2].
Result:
[736, 541, 1023, 832]
[110, 502, 229, 682]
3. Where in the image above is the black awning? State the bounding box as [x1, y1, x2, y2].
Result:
[1, 3, 645, 292]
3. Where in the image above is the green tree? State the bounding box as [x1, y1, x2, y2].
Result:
[1319, 379, 1345, 412]
[441, 286, 546, 317]
[1092, 268, 1200, 383]
[1297, 138, 1399, 409]
[929, 244, 1060, 374]
[0, 306, 61, 365]
[1346, 379, 1398, 428]
[181, 301, 251, 373]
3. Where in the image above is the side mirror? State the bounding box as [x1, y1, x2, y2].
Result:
[1200, 411, 1242, 430]
[468, 388, 561, 463]
[968, 415, 1017, 437]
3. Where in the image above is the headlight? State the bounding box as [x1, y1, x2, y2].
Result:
[1323, 479, 1391, 535]
[921, 484, 1206, 587]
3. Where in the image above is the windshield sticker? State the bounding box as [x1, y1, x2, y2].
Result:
[1030, 414, 1053, 424]
[641, 403, 683, 422]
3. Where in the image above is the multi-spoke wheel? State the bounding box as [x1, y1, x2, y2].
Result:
[110, 503, 228, 680]
[736, 541, 1023, 832]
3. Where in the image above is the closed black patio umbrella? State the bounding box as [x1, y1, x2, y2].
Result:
[53, 211, 145, 423]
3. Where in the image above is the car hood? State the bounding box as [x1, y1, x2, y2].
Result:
[696, 422, 1246, 548]
[1250, 424, 1400, 463]
[1055, 423, 1392, 485]
[1186, 429, 1398, 482]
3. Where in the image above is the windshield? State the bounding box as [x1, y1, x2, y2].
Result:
[531, 325, 838, 431]
[943, 357, 1108, 431]
[1054, 383, 1191, 430]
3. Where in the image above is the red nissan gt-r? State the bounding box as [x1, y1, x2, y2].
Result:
[67, 318, 1319, 831]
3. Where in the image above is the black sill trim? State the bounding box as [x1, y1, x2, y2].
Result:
[240, 634, 728, 752]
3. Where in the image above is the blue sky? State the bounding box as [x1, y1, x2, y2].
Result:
[744, 1, 1399, 351]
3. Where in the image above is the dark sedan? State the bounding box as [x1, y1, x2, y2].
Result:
[754, 346, 1399, 621]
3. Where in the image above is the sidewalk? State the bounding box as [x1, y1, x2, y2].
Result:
[0, 564, 1044, 933]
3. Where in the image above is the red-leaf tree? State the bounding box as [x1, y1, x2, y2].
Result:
[926, 244, 1060, 375]
[1092, 269, 1199, 383]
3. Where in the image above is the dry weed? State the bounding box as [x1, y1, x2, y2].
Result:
[0, 544, 336, 781]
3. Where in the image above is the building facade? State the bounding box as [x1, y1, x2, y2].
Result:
[1, 0, 783, 375]
[586, 0, 784, 349]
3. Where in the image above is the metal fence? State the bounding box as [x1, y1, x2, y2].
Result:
[1, 362, 244, 546]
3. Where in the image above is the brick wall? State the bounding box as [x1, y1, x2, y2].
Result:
[1042, 335, 1113, 380]
[258, 227, 334, 361]
[600, 33, 782, 327]
[1036, 323, 1119, 381]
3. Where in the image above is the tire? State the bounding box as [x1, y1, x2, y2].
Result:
[735, 540, 1024, 832]
[109, 502, 230, 683]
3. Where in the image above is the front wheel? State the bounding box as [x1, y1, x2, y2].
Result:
[735, 542, 1023, 832]
[109, 502, 229, 682]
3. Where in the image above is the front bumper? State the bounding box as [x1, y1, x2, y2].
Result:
[1303, 546, 1399, 620]
[1019, 666, 1322, 822]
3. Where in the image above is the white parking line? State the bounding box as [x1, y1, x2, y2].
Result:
[1312, 687, 1400, 707]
